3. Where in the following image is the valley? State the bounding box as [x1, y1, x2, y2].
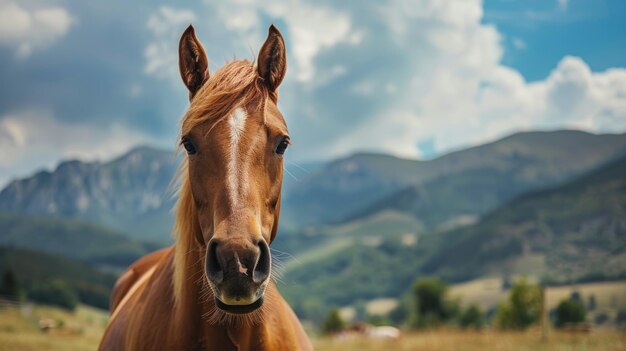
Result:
[1, 129, 625, 324]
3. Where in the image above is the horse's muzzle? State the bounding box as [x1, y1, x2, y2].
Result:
[205, 237, 271, 313]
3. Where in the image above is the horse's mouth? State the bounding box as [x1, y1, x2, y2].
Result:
[215, 295, 264, 314]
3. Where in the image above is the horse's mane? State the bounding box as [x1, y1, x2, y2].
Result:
[173, 60, 268, 306]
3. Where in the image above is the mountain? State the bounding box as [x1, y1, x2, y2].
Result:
[0, 212, 158, 267]
[1, 130, 625, 321]
[420, 153, 626, 283]
[0, 246, 117, 309]
[280, 153, 424, 227]
[3, 131, 625, 241]
[0, 146, 179, 243]
[333, 130, 626, 229]
[280, 153, 626, 319]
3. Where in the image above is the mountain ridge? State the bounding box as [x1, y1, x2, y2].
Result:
[280, 152, 626, 318]
[0, 212, 158, 267]
[2, 130, 626, 241]
[420, 152, 626, 283]
[334, 130, 626, 228]
[0, 145, 179, 243]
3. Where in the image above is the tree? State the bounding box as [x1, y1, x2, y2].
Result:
[496, 277, 541, 330]
[570, 291, 582, 304]
[353, 299, 367, 321]
[594, 313, 609, 325]
[389, 295, 410, 325]
[587, 294, 596, 311]
[502, 274, 512, 291]
[459, 304, 484, 330]
[367, 314, 391, 326]
[0, 269, 21, 299]
[554, 298, 586, 327]
[409, 277, 457, 328]
[28, 280, 78, 310]
[321, 308, 345, 334]
[616, 309, 626, 327]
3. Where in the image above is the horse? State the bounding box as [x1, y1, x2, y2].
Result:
[99, 24, 313, 351]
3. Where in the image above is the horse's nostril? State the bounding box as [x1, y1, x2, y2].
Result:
[206, 240, 223, 284]
[253, 240, 271, 284]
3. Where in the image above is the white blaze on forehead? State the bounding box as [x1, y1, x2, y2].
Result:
[227, 107, 248, 209]
[229, 108, 247, 144]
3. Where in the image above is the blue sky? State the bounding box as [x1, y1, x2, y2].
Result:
[0, 0, 625, 186]
[484, 0, 626, 81]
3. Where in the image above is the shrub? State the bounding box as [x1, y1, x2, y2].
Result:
[616, 309, 626, 326]
[594, 313, 608, 325]
[502, 275, 512, 291]
[459, 304, 484, 329]
[570, 291, 582, 304]
[367, 314, 391, 326]
[28, 280, 78, 310]
[587, 294, 596, 311]
[321, 308, 345, 334]
[496, 277, 541, 330]
[389, 295, 410, 325]
[409, 277, 458, 328]
[0, 269, 21, 299]
[554, 298, 586, 327]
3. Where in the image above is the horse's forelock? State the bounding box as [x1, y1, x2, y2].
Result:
[181, 59, 267, 137]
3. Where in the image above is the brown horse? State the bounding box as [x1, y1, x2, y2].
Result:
[99, 24, 312, 351]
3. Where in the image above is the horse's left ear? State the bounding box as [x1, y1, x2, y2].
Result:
[257, 25, 287, 93]
[179, 25, 209, 99]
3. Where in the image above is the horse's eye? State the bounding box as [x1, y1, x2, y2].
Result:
[182, 137, 196, 155]
[275, 137, 290, 155]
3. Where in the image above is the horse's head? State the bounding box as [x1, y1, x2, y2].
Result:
[177, 25, 288, 314]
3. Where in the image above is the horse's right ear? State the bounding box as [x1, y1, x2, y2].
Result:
[179, 25, 209, 99]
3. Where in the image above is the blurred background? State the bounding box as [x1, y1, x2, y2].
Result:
[0, 0, 625, 350]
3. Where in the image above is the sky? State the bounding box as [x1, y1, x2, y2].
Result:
[0, 0, 625, 186]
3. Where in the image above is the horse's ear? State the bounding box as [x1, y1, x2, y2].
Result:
[179, 25, 209, 99]
[257, 25, 287, 93]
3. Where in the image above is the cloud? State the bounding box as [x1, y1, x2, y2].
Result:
[199, 0, 360, 82]
[512, 37, 526, 50]
[276, 0, 626, 160]
[543, 57, 626, 131]
[0, 1, 73, 58]
[153, 0, 624, 160]
[145, 6, 196, 83]
[558, 0, 570, 10]
[1, 0, 625, 185]
[0, 109, 154, 187]
[263, 3, 357, 82]
[340, 54, 626, 159]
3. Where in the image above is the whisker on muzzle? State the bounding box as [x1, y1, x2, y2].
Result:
[269, 250, 288, 285]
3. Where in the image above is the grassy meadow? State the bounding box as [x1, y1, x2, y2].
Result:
[314, 329, 626, 351]
[1, 279, 625, 351]
[0, 304, 108, 351]
[0, 304, 624, 351]
[449, 279, 626, 309]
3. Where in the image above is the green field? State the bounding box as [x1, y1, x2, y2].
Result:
[314, 329, 626, 351]
[0, 304, 108, 351]
[337, 279, 626, 327]
[449, 279, 626, 310]
[1, 304, 624, 351]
